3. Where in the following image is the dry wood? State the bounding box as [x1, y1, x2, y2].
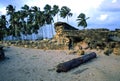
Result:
[56, 52, 97, 73]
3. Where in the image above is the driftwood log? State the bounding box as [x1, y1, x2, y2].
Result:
[0, 46, 5, 60]
[56, 52, 97, 73]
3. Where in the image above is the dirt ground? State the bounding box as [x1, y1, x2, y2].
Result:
[0, 46, 120, 81]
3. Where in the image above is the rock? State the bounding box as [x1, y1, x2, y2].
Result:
[77, 50, 85, 56]
[24, 45, 28, 48]
[0, 46, 5, 60]
[74, 45, 81, 51]
[67, 50, 76, 55]
[113, 48, 120, 55]
[34, 46, 39, 49]
[104, 48, 113, 56]
[80, 42, 89, 49]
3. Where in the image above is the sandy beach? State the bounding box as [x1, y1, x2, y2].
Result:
[0, 46, 120, 81]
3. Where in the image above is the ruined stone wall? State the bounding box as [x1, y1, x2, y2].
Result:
[53, 25, 69, 45]
[53, 24, 120, 53]
[1, 22, 120, 54]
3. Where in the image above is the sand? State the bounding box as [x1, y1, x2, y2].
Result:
[0, 46, 120, 81]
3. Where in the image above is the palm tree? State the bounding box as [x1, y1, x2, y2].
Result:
[21, 4, 31, 40]
[77, 13, 89, 29]
[11, 11, 21, 40]
[52, 5, 59, 22]
[21, 4, 30, 16]
[60, 6, 73, 22]
[21, 5, 38, 40]
[44, 4, 53, 25]
[14, 11, 22, 39]
[6, 5, 17, 40]
[31, 6, 45, 40]
[19, 10, 27, 40]
[21, 5, 45, 40]
[6, 5, 22, 40]
[27, 12, 34, 40]
[31, 6, 41, 34]
[0, 15, 8, 40]
[6, 5, 15, 15]
[44, 4, 54, 39]
[38, 11, 46, 39]
[37, 11, 45, 27]
[44, 4, 51, 14]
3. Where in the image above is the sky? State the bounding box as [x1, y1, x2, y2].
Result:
[0, 0, 120, 30]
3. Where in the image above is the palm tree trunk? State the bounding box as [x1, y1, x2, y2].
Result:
[14, 25, 18, 40]
[67, 16, 69, 23]
[42, 27, 45, 39]
[57, 14, 59, 22]
[50, 24, 54, 38]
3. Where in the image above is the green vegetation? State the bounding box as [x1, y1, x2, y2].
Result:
[77, 13, 89, 28]
[0, 15, 8, 40]
[60, 6, 73, 22]
[0, 4, 88, 41]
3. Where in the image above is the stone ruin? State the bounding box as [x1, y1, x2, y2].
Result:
[53, 22, 120, 55]
[1, 22, 120, 55]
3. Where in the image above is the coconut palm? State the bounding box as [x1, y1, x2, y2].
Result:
[37, 11, 46, 27]
[13, 11, 22, 39]
[21, 5, 38, 40]
[44, 4, 54, 25]
[21, 4, 30, 15]
[6, 5, 15, 15]
[19, 10, 27, 40]
[31, 6, 41, 34]
[60, 6, 73, 22]
[38, 11, 46, 39]
[31, 6, 44, 40]
[27, 12, 34, 35]
[21, 5, 31, 40]
[6, 5, 17, 40]
[44, 4, 54, 39]
[0, 15, 8, 40]
[77, 13, 89, 28]
[6, 5, 22, 40]
[21, 5, 45, 40]
[52, 5, 59, 22]
[44, 4, 51, 14]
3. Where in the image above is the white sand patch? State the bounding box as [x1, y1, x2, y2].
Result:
[0, 46, 120, 81]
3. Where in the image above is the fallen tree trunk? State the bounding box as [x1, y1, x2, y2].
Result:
[56, 52, 97, 73]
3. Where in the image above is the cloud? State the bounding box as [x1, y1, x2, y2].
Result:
[98, 14, 108, 21]
[99, 0, 120, 12]
[0, 7, 7, 15]
[112, 0, 117, 3]
[86, 0, 120, 30]
[0, 0, 120, 30]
